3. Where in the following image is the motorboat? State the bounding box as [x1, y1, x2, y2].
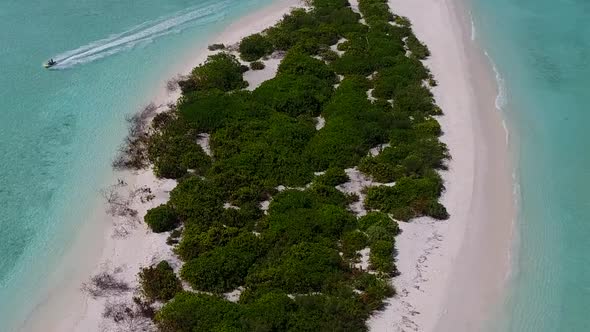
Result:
[44, 59, 57, 68]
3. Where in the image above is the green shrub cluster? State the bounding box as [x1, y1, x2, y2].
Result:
[143, 0, 449, 329]
[156, 291, 371, 332]
[365, 172, 449, 221]
[139, 261, 182, 301]
[250, 60, 265, 70]
[315, 167, 349, 186]
[304, 76, 392, 170]
[147, 124, 211, 179]
[239, 33, 274, 61]
[358, 212, 400, 274]
[181, 233, 263, 293]
[178, 53, 248, 94]
[144, 204, 179, 233]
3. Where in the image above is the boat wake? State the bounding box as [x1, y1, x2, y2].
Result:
[51, 1, 228, 69]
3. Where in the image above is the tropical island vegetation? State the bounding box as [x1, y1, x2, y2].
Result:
[130, 0, 449, 330]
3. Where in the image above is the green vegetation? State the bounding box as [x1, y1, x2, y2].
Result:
[250, 60, 265, 70]
[139, 261, 182, 301]
[140, 0, 449, 330]
[365, 172, 449, 221]
[315, 167, 349, 187]
[207, 43, 225, 51]
[144, 204, 179, 233]
[239, 33, 274, 61]
[178, 53, 248, 94]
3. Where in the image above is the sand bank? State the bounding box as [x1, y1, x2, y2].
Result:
[368, 0, 515, 331]
[21, 1, 302, 331]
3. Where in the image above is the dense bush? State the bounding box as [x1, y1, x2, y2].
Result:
[207, 43, 225, 51]
[341, 231, 369, 257]
[168, 176, 224, 225]
[254, 74, 333, 117]
[246, 242, 345, 293]
[305, 76, 391, 170]
[146, 0, 448, 329]
[156, 292, 240, 332]
[250, 60, 265, 70]
[406, 33, 430, 59]
[315, 167, 349, 186]
[144, 204, 179, 233]
[369, 239, 396, 275]
[181, 233, 262, 293]
[264, 190, 355, 245]
[365, 172, 449, 221]
[239, 33, 274, 61]
[139, 261, 182, 301]
[180, 53, 248, 94]
[175, 225, 240, 261]
[353, 273, 394, 310]
[148, 129, 211, 179]
[278, 50, 337, 83]
[358, 212, 400, 235]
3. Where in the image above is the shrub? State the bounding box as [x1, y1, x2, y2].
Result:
[169, 176, 225, 225]
[246, 242, 345, 293]
[369, 240, 396, 274]
[315, 167, 349, 186]
[352, 273, 394, 310]
[139, 261, 182, 301]
[144, 204, 179, 233]
[166, 229, 182, 245]
[241, 291, 296, 331]
[250, 60, 265, 70]
[395, 15, 412, 27]
[240, 33, 274, 61]
[406, 34, 430, 59]
[156, 292, 240, 332]
[254, 74, 333, 117]
[358, 212, 400, 235]
[181, 233, 262, 293]
[319, 48, 339, 62]
[364, 173, 448, 221]
[207, 43, 225, 51]
[175, 225, 240, 261]
[341, 231, 368, 257]
[288, 294, 369, 331]
[278, 50, 337, 83]
[186, 53, 248, 93]
[148, 130, 211, 179]
[265, 191, 354, 244]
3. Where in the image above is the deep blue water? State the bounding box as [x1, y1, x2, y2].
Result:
[0, 0, 273, 329]
[470, 0, 590, 330]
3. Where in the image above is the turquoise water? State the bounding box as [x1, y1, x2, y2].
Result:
[470, 0, 590, 330]
[0, 0, 273, 330]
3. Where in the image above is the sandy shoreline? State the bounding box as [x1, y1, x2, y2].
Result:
[21, 0, 514, 330]
[368, 0, 515, 331]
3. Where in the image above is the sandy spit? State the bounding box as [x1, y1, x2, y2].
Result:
[368, 0, 515, 331]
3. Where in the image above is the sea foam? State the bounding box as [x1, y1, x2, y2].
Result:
[52, 1, 229, 68]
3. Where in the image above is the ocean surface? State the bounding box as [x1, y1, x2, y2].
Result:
[0, 0, 273, 330]
[470, 0, 590, 330]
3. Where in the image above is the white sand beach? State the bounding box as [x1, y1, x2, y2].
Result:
[368, 0, 515, 331]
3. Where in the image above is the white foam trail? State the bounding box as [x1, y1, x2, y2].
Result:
[484, 51, 507, 111]
[470, 12, 476, 41]
[51, 2, 229, 68]
[502, 119, 510, 145]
